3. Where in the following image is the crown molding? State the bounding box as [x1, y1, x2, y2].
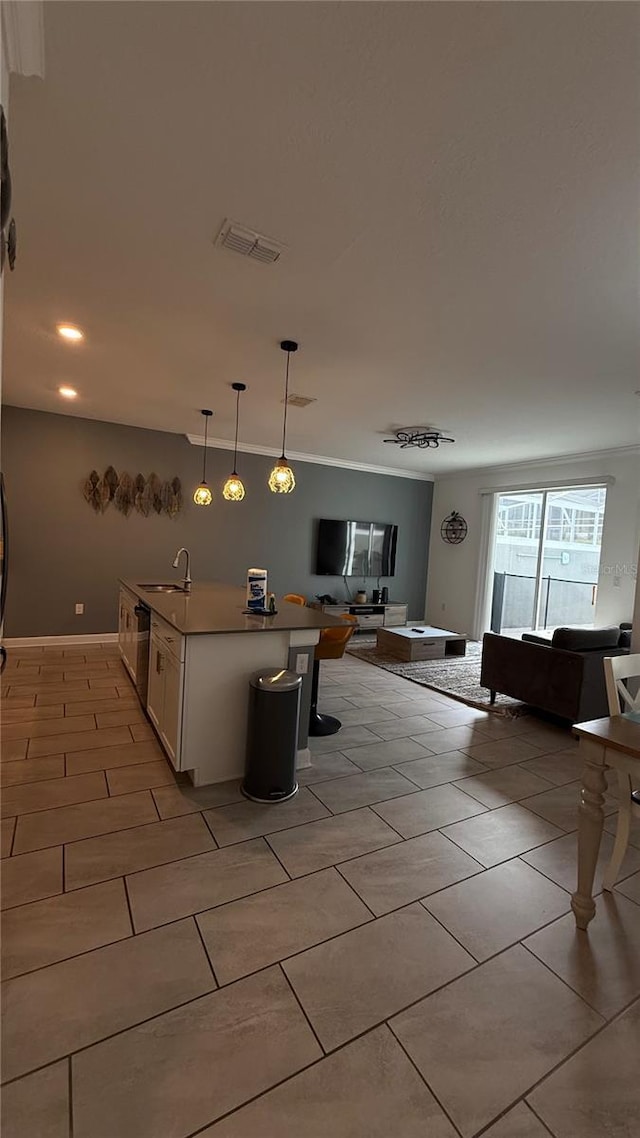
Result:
[185, 434, 434, 482]
[2, 0, 45, 77]
[435, 444, 640, 483]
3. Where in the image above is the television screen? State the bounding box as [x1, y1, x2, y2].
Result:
[315, 519, 398, 577]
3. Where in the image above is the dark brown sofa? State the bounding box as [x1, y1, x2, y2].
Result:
[480, 626, 630, 723]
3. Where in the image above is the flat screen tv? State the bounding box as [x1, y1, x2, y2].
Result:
[315, 518, 398, 577]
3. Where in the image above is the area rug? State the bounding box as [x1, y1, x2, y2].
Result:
[347, 639, 527, 715]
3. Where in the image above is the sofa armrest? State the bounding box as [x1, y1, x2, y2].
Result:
[481, 633, 584, 719]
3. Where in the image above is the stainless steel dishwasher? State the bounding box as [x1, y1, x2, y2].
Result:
[133, 602, 151, 706]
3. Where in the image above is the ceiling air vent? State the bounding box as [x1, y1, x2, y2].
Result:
[284, 394, 317, 408]
[215, 219, 285, 265]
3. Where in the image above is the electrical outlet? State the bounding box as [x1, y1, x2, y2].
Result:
[295, 653, 309, 674]
[75, 603, 84, 615]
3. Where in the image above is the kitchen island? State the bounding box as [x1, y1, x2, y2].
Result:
[118, 580, 344, 786]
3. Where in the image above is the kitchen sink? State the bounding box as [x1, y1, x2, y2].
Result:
[137, 583, 187, 593]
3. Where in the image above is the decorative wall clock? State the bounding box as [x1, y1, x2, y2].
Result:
[441, 511, 468, 544]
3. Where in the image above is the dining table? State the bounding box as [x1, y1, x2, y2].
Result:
[571, 713, 640, 929]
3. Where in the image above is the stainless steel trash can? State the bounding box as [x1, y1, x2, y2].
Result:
[242, 668, 302, 802]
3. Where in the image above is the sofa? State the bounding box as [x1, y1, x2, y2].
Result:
[480, 625, 631, 723]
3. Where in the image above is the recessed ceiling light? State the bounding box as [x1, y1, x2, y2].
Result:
[56, 324, 84, 342]
[58, 385, 78, 399]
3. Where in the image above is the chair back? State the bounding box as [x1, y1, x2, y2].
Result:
[283, 593, 307, 607]
[316, 614, 358, 661]
[603, 653, 640, 715]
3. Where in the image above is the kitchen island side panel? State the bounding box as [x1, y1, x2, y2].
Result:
[181, 630, 292, 785]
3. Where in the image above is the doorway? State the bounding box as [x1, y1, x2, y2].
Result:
[489, 486, 607, 636]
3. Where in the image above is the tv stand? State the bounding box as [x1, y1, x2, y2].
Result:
[311, 601, 408, 632]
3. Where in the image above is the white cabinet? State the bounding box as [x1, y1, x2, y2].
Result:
[160, 649, 183, 765]
[147, 616, 184, 769]
[118, 587, 138, 682]
[146, 631, 165, 733]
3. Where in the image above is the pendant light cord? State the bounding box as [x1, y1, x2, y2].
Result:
[202, 414, 209, 483]
[233, 387, 240, 475]
[281, 348, 291, 458]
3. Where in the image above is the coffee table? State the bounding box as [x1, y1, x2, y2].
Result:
[376, 625, 467, 662]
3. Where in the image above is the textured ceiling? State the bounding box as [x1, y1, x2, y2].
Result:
[3, 0, 639, 473]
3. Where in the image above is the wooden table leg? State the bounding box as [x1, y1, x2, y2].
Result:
[571, 745, 608, 930]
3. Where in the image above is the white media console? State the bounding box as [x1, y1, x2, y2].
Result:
[311, 601, 408, 632]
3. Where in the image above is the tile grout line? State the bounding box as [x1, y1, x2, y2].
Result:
[522, 1099, 558, 1138]
[255, 827, 293, 881]
[181, 1048, 330, 1138]
[0, 982, 236, 1090]
[388, 1026, 466, 1138]
[332, 862, 379, 920]
[191, 914, 220, 988]
[3, 923, 135, 984]
[504, 991, 640, 1119]
[10, 790, 162, 855]
[519, 937, 627, 1022]
[277, 961, 327, 1055]
[67, 1054, 74, 1138]
[433, 810, 583, 871]
[121, 874, 137, 938]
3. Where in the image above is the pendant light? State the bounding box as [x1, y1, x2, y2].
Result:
[222, 383, 247, 501]
[193, 409, 213, 506]
[268, 339, 297, 494]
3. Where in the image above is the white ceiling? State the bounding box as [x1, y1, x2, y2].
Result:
[3, 1, 639, 474]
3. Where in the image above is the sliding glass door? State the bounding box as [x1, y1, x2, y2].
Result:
[490, 486, 607, 636]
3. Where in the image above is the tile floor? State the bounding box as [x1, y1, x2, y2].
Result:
[1, 644, 639, 1137]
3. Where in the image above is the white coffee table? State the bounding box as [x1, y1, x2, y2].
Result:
[376, 625, 467, 662]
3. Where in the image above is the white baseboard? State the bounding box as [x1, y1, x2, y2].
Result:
[3, 633, 118, 647]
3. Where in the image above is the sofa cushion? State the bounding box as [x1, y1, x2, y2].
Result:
[551, 626, 621, 652]
[618, 629, 632, 648]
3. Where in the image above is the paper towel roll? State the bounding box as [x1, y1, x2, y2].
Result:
[246, 568, 268, 611]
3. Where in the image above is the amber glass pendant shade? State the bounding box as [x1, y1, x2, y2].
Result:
[223, 383, 247, 502]
[194, 409, 213, 506]
[193, 483, 212, 506]
[269, 340, 297, 495]
[268, 457, 295, 494]
[222, 475, 245, 501]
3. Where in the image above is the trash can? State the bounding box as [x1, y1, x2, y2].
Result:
[242, 668, 302, 803]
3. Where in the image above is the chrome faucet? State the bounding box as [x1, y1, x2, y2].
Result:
[172, 548, 192, 592]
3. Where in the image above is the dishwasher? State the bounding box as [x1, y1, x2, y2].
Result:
[134, 602, 151, 706]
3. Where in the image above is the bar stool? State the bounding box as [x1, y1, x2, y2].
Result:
[309, 615, 358, 736]
[283, 594, 307, 607]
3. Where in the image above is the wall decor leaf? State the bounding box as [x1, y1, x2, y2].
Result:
[96, 476, 112, 512]
[160, 481, 172, 511]
[148, 472, 163, 514]
[90, 483, 102, 512]
[104, 466, 119, 499]
[134, 473, 146, 514]
[82, 477, 95, 503]
[138, 481, 153, 517]
[114, 472, 134, 516]
[171, 477, 183, 512]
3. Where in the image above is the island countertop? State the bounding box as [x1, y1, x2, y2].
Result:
[120, 579, 346, 636]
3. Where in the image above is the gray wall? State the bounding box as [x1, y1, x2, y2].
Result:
[1, 407, 433, 637]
